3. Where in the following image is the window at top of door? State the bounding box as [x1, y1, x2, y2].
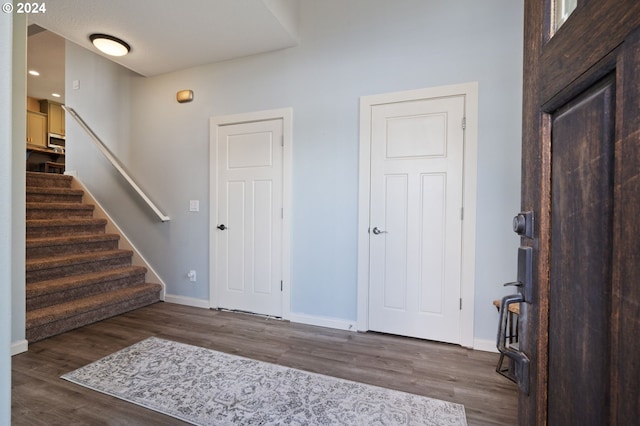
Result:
[554, 0, 577, 32]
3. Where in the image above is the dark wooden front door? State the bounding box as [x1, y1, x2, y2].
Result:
[520, 1, 640, 425]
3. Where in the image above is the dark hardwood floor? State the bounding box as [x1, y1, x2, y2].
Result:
[12, 302, 517, 425]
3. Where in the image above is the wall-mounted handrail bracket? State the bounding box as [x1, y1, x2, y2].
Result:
[63, 106, 170, 222]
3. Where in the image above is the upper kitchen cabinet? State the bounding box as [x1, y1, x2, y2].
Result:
[39, 99, 65, 137]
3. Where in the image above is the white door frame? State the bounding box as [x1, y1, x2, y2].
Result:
[357, 83, 478, 348]
[209, 108, 293, 320]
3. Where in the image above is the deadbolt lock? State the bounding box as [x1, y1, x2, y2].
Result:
[513, 211, 534, 239]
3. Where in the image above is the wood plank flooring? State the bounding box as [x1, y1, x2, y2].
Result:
[12, 302, 517, 425]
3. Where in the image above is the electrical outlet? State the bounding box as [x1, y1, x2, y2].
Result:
[187, 270, 196, 282]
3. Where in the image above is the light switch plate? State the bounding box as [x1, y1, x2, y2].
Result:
[189, 200, 199, 212]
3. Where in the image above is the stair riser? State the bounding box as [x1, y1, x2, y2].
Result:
[26, 174, 72, 188]
[27, 273, 147, 311]
[27, 209, 94, 220]
[27, 224, 106, 238]
[26, 193, 83, 203]
[27, 240, 120, 259]
[27, 256, 133, 284]
[26, 295, 162, 342]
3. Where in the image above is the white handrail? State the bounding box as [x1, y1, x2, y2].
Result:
[62, 106, 170, 222]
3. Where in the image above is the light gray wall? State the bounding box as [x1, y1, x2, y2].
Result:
[12, 11, 26, 349]
[66, 0, 524, 344]
[1, 10, 12, 425]
[65, 42, 134, 178]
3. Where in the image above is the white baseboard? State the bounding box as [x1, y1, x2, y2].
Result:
[288, 312, 357, 332]
[11, 339, 28, 356]
[161, 299, 356, 333]
[164, 294, 211, 309]
[474, 338, 499, 353]
[161, 297, 356, 334]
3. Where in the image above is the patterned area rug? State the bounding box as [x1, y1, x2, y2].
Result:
[62, 337, 467, 425]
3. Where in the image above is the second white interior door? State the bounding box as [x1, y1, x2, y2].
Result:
[215, 118, 283, 317]
[368, 94, 465, 344]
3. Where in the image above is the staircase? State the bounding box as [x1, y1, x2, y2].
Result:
[25, 172, 163, 342]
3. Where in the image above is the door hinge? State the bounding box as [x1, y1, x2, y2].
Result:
[281, 207, 284, 219]
[281, 136, 284, 147]
[461, 117, 466, 130]
[460, 298, 462, 310]
[280, 280, 283, 291]
[461, 207, 464, 220]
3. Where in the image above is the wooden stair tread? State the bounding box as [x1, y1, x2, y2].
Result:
[26, 187, 83, 196]
[26, 218, 107, 227]
[27, 266, 148, 297]
[25, 171, 73, 188]
[26, 283, 163, 328]
[26, 233, 120, 247]
[26, 171, 72, 179]
[26, 202, 95, 210]
[26, 249, 133, 271]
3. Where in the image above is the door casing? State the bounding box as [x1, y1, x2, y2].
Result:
[357, 83, 479, 348]
[209, 108, 293, 320]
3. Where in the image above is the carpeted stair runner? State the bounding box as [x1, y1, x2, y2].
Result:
[25, 172, 162, 342]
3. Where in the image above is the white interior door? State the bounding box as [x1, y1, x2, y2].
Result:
[215, 118, 283, 317]
[368, 95, 465, 343]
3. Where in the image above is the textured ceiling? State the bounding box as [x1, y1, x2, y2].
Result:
[27, 0, 299, 102]
[29, 0, 299, 77]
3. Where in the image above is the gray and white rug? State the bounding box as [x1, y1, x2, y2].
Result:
[62, 337, 467, 425]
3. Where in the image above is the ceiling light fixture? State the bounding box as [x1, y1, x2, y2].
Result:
[89, 33, 131, 57]
[28, 70, 40, 76]
[51, 93, 61, 98]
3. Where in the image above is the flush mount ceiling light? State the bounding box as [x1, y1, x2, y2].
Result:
[28, 70, 40, 76]
[89, 33, 130, 57]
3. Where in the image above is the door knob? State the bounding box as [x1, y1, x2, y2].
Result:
[217, 224, 227, 230]
[372, 227, 387, 235]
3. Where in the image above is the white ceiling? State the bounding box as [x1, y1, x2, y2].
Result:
[27, 0, 299, 102]
[27, 28, 66, 103]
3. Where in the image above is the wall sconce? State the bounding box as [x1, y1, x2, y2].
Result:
[89, 34, 131, 57]
[176, 90, 194, 103]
